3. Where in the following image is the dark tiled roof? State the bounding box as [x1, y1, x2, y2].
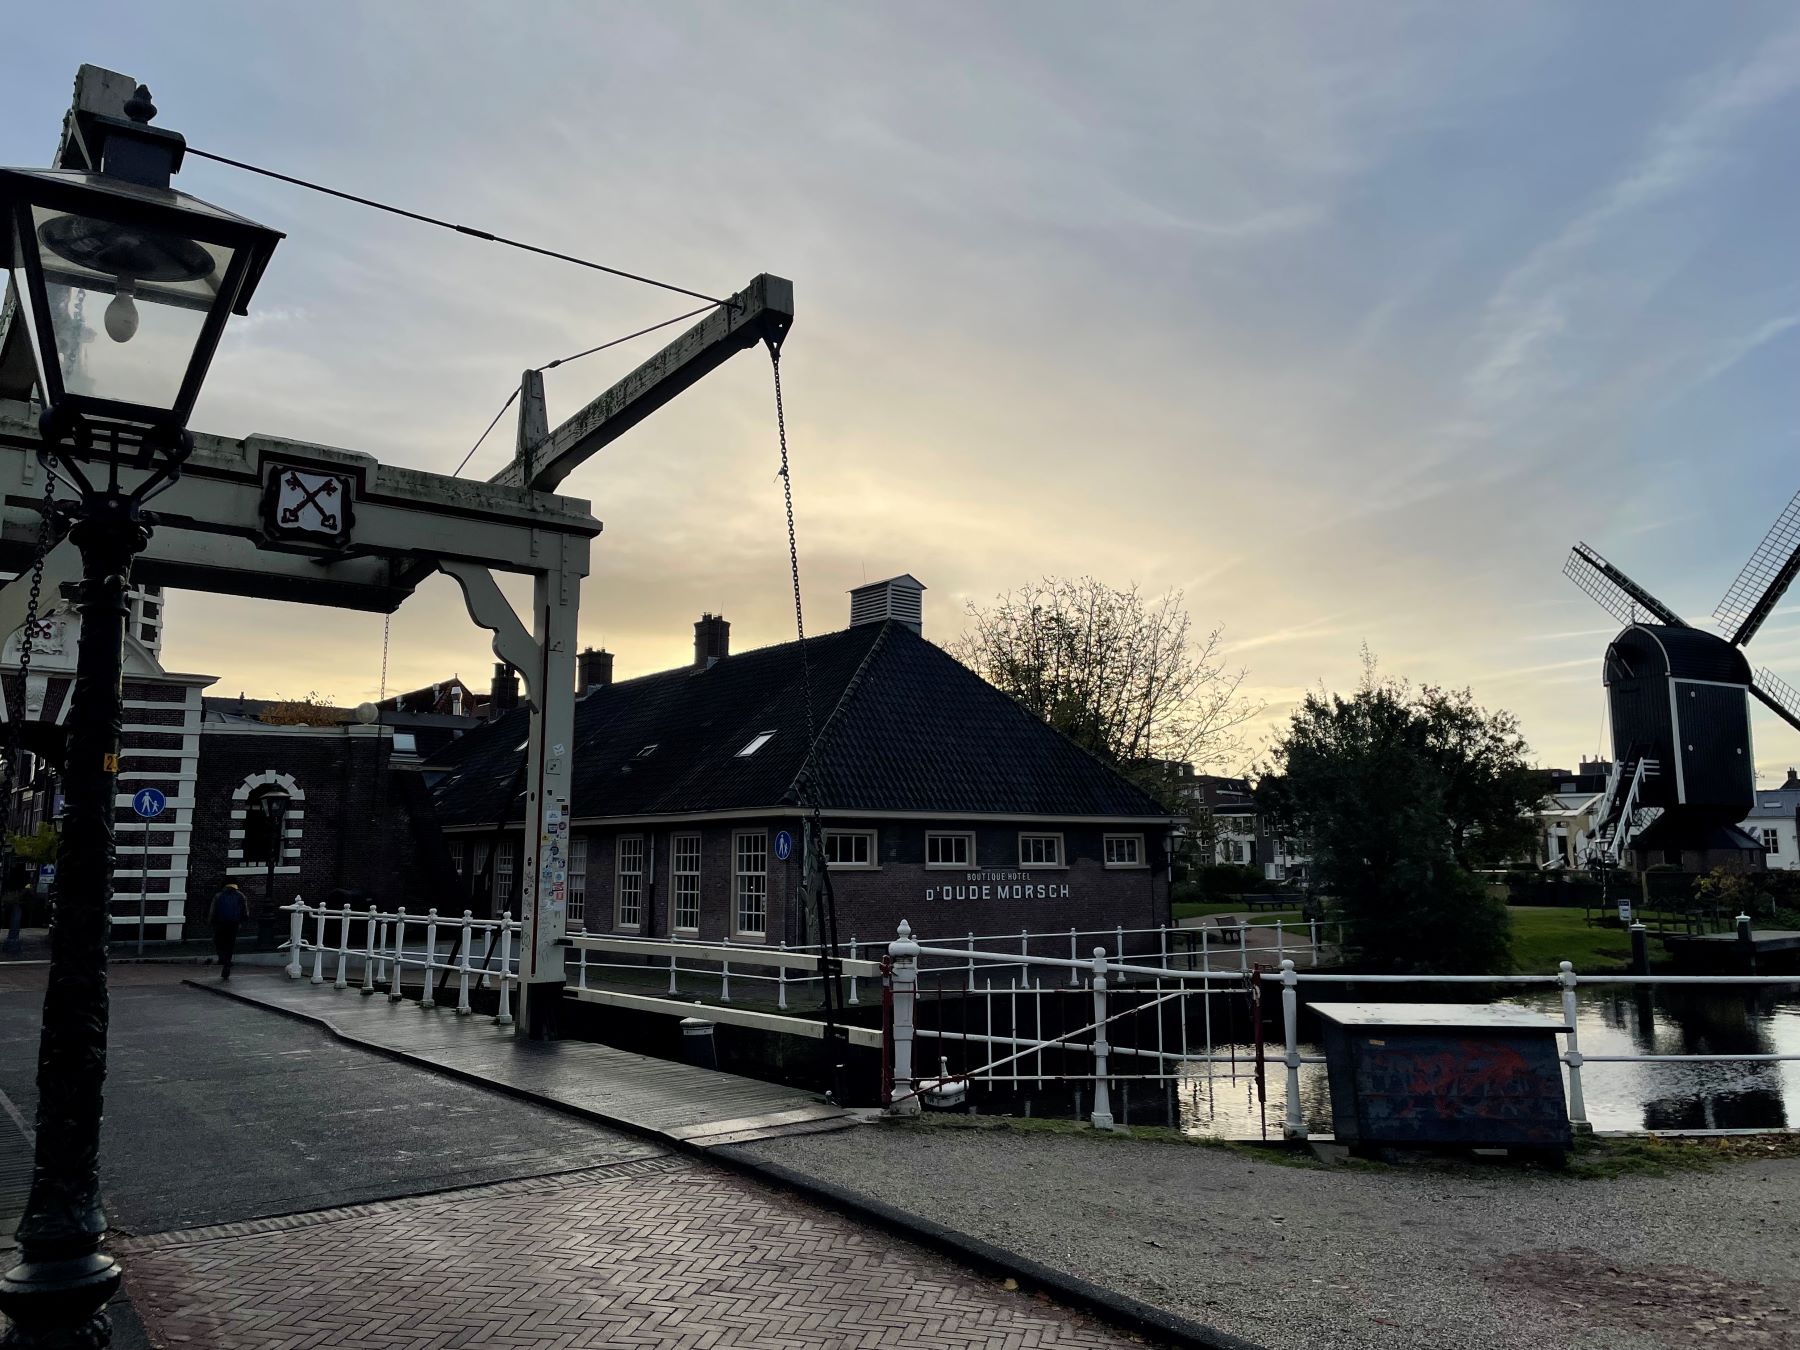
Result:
[429, 622, 1168, 827]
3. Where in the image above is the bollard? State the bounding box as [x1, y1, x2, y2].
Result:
[285, 901, 305, 979]
[420, 909, 438, 1009]
[680, 1017, 718, 1070]
[494, 919, 515, 1026]
[1559, 961, 1590, 1132]
[360, 905, 378, 995]
[887, 921, 922, 1117]
[334, 903, 352, 990]
[1630, 922, 1650, 976]
[456, 911, 473, 1015]
[1089, 947, 1115, 1129]
[389, 913, 406, 1002]
[311, 902, 327, 985]
[1737, 912, 1756, 974]
[1279, 959, 1305, 1140]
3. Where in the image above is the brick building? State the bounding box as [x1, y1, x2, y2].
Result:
[429, 578, 1175, 949]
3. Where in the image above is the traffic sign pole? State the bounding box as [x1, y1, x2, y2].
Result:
[130, 789, 167, 956]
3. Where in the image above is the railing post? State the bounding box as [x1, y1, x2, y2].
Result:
[1158, 925, 1167, 968]
[375, 918, 389, 986]
[334, 903, 352, 990]
[1090, 947, 1115, 1129]
[966, 931, 976, 993]
[285, 900, 305, 979]
[777, 941, 789, 1011]
[721, 938, 732, 1003]
[1309, 918, 1320, 968]
[389, 913, 406, 1002]
[479, 923, 496, 990]
[668, 948, 678, 996]
[1115, 924, 1124, 963]
[577, 944, 588, 991]
[420, 909, 438, 1009]
[360, 905, 378, 996]
[1559, 960, 1589, 1132]
[494, 919, 515, 1027]
[847, 936, 860, 1006]
[1068, 928, 1080, 987]
[1238, 923, 1248, 974]
[310, 901, 327, 985]
[1200, 925, 1210, 974]
[456, 911, 473, 1015]
[886, 921, 922, 1117]
[1279, 959, 1305, 1140]
[1274, 920, 1285, 962]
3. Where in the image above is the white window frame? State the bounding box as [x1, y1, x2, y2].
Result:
[1018, 832, 1064, 869]
[567, 834, 587, 925]
[926, 831, 974, 869]
[734, 830, 769, 938]
[823, 829, 877, 869]
[448, 838, 465, 876]
[672, 833, 702, 933]
[495, 839, 516, 903]
[1762, 828, 1780, 855]
[1103, 834, 1145, 869]
[615, 835, 645, 930]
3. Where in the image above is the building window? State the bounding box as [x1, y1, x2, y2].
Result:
[1104, 834, 1144, 868]
[823, 829, 876, 868]
[242, 786, 290, 864]
[494, 839, 516, 905]
[1018, 833, 1063, 868]
[735, 831, 768, 936]
[736, 730, 776, 758]
[1220, 839, 1245, 865]
[926, 832, 972, 868]
[568, 834, 587, 924]
[673, 833, 701, 932]
[1762, 828, 1780, 855]
[448, 839, 465, 876]
[616, 835, 645, 929]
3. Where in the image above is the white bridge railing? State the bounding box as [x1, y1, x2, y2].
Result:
[280, 900, 522, 1024]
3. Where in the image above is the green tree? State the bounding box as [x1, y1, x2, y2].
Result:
[1261, 659, 1536, 973]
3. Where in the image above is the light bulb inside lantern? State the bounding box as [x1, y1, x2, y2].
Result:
[104, 282, 139, 343]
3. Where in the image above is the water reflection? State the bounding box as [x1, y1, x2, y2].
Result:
[1169, 982, 1800, 1139]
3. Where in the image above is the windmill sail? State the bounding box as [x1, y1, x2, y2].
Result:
[1714, 489, 1800, 647]
[1752, 667, 1800, 736]
[1563, 543, 1685, 629]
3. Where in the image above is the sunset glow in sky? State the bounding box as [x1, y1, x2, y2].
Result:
[8, 4, 1799, 777]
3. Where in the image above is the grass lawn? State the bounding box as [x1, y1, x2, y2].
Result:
[1508, 905, 1640, 974]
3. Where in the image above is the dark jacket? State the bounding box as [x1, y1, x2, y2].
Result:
[210, 887, 247, 924]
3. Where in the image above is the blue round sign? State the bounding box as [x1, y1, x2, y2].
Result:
[774, 829, 794, 862]
[132, 788, 167, 819]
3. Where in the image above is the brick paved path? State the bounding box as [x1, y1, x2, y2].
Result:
[118, 1155, 1147, 1349]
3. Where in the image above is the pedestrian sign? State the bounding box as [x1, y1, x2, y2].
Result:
[774, 829, 794, 862]
[132, 787, 167, 819]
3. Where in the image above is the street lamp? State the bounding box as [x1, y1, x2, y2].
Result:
[0, 85, 281, 1349]
[258, 790, 289, 948]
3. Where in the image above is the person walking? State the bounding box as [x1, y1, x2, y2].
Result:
[1, 863, 27, 956]
[209, 881, 248, 979]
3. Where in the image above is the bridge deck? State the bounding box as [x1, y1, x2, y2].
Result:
[189, 972, 853, 1149]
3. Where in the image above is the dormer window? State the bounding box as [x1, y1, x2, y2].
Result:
[736, 730, 776, 758]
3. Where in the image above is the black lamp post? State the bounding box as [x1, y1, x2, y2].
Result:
[0, 86, 281, 1348]
[258, 791, 289, 948]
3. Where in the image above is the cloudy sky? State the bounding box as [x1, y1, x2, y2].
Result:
[8, 4, 1799, 777]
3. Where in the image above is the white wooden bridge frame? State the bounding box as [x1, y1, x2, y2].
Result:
[0, 65, 794, 1035]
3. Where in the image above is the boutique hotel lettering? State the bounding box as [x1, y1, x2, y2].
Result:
[430, 577, 1175, 952]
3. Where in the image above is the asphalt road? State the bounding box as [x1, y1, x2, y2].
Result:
[0, 964, 658, 1235]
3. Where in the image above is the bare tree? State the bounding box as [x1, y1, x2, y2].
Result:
[951, 577, 1258, 776]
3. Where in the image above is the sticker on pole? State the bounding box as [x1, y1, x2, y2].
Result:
[132, 787, 166, 819]
[774, 829, 794, 862]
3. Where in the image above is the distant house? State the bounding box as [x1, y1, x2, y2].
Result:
[1740, 769, 1800, 871]
[428, 578, 1175, 949]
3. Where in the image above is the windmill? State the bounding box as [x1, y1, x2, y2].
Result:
[1563, 490, 1800, 869]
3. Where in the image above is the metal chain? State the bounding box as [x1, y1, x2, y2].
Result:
[379, 612, 391, 702]
[1, 472, 59, 838]
[770, 344, 820, 815]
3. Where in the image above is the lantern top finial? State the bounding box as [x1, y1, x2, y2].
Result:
[122, 85, 156, 126]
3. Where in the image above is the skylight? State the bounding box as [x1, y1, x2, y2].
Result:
[636, 744, 658, 759]
[735, 730, 776, 758]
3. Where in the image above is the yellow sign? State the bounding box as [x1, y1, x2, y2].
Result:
[103, 753, 119, 772]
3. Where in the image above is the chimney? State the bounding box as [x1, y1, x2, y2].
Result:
[1786, 767, 1798, 789]
[849, 575, 925, 633]
[489, 662, 520, 719]
[694, 614, 730, 670]
[450, 684, 464, 717]
[579, 647, 614, 693]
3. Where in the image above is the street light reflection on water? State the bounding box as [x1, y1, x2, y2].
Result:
[1175, 983, 1800, 1140]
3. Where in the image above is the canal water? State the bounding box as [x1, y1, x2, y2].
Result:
[1174, 981, 1800, 1139]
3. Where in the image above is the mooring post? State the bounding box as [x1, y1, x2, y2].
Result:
[1279, 959, 1306, 1140]
[1630, 922, 1650, 976]
[1559, 960, 1590, 1132]
[1090, 947, 1115, 1129]
[284, 900, 305, 979]
[1736, 912, 1756, 974]
[887, 921, 922, 1117]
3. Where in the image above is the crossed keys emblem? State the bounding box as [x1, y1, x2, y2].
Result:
[280, 471, 341, 531]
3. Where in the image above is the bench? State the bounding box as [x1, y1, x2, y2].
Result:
[1204, 916, 1245, 946]
[1243, 894, 1291, 912]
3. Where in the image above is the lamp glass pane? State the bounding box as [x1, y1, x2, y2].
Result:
[30, 204, 236, 411]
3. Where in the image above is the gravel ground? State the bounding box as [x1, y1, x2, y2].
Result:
[735, 1122, 1800, 1350]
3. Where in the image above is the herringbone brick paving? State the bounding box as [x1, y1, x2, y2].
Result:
[118, 1156, 1148, 1349]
